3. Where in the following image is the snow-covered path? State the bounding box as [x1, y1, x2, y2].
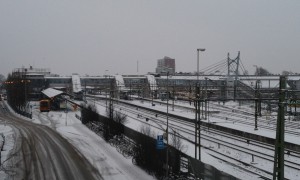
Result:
[57, 123, 155, 180]
[33, 107, 155, 180]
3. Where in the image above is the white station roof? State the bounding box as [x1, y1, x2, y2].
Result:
[41, 88, 64, 98]
[72, 74, 83, 93]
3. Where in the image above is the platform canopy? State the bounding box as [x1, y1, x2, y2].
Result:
[41, 88, 64, 99]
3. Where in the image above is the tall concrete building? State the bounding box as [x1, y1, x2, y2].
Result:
[155, 56, 176, 75]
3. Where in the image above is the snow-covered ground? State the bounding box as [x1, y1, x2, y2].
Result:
[0, 101, 155, 180]
[90, 97, 300, 179]
[127, 98, 300, 145]
[35, 105, 155, 180]
[2, 98, 300, 180]
[90, 99, 261, 179]
[0, 125, 15, 180]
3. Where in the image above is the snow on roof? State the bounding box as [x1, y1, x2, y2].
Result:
[41, 88, 64, 98]
[160, 75, 222, 80]
[49, 86, 67, 89]
[146, 75, 157, 91]
[72, 74, 83, 93]
[115, 75, 128, 91]
[25, 73, 45, 76]
[239, 76, 280, 80]
[288, 76, 300, 81]
[115, 75, 125, 85]
[240, 79, 281, 88]
[45, 76, 71, 79]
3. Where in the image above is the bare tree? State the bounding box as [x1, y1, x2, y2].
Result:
[0, 74, 5, 83]
[80, 103, 98, 124]
[255, 66, 271, 76]
[282, 70, 295, 75]
[140, 124, 155, 138]
[243, 70, 249, 75]
[171, 131, 186, 152]
[113, 111, 128, 124]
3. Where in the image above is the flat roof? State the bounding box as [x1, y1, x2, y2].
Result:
[41, 88, 64, 98]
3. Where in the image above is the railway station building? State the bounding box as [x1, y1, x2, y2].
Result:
[7, 66, 300, 105]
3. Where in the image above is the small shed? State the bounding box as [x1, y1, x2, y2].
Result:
[41, 88, 71, 110]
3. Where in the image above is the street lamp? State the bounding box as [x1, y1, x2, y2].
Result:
[30, 104, 32, 119]
[166, 71, 169, 178]
[105, 70, 109, 111]
[151, 82, 155, 106]
[195, 48, 205, 161]
[172, 82, 175, 111]
[253, 65, 259, 76]
[160, 69, 171, 178]
[197, 48, 206, 81]
[24, 68, 28, 109]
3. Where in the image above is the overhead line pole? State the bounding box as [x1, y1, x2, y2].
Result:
[195, 48, 205, 161]
[254, 80, 259, 130]
[194, 85, 201, 160]
[172, 81, 175, 111]
[273, 76, 286, 180]
[165, 71, 169, 178]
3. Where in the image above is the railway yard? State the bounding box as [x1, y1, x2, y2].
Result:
[85, 96, 300, 179]
[0, 94, 299, 179]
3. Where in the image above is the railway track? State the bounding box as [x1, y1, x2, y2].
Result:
[209, 102, 300, 136]
[88, 97, 300, 179]
[127, 98, 300, 136]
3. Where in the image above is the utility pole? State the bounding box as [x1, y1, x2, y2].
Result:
[194, 85, 201, 160]
[189, 83, 192, 105]
[254, 80, 262, 130]
[24, 68, 28, 110]
[165, 71, 169, 178]
[109, 79, 114, 119]
[105, 75, 109, 112]
[172, 81, 175, 111]
[84, 80, 87, 102]
[130, 81, 132, 101]
[205, 78, 208, 120]
[197, 48, 205, 81]
[254, 80, 259, 130]
[195, 48, 205, 161]
[201, 86, 204, 119]
[151, 85, 154, 106]
[273, 76, 286, 180]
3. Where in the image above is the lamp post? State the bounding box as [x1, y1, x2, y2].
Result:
[195, 48, 205, 161]
[151, 82, 154, 106]
[253, 65, 259, 76]
[172, 82, 175, 111]
[30, 104, 32, 119]
[24, 68, 28, 110]
[105, 70, 109, 112]
[161, 68, 171, 174]
[197, 48, 206, 81]
[166, 71, 169, 178]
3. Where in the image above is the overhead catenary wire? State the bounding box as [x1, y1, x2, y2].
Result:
[198, 59, 227, 75]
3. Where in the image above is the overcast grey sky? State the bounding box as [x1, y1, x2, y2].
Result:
[0, 0, 299, 76]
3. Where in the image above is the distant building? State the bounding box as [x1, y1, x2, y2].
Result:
[155, 56, 175, 75]
[11, 66, 52, 100]
[12, 66, 51, 78]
